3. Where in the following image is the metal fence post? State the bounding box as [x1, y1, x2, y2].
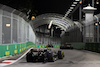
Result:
[0, 9, 3, 44]
[17, 16, 19, 43]
[11, 13, 13, 44]
[97, 23, 99, 42]
[92, 0, 94, 7]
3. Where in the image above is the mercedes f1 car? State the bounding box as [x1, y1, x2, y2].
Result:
[26, 48, 64, 62]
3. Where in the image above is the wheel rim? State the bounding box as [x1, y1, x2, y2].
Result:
[53, 57, 55, 61]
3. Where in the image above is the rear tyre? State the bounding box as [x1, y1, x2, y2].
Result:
[58, 51, 64, 59]
[48, 53, 55, 62]
[52, 57, 55, 62]
[26, 53, 33, 62]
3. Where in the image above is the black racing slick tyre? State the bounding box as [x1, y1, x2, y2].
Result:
[48, 53, 55, 62]
[52, 57, 55, 62]
[26, 53, 33, 62]
[58, 51, 64, 59]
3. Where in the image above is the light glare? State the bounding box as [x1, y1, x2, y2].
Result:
[48, 21, 53, 29]
[75, 0, 80, 1]
[6, 24, 10, 27]
[73, 2, 77, 4]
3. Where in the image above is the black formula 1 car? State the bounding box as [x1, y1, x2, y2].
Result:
[60, 44, 73, 49]
[26, 48, 64, 62]
[45, 44, 53, 48]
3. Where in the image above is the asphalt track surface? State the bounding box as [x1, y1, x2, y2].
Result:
[5, 48, 100, 67]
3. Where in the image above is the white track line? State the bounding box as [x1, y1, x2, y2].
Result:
[0, 47, 34, 67]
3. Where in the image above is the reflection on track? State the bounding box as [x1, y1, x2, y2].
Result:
[5, 48, 100, 67]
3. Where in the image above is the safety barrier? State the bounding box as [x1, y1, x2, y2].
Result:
[53, 44, 60, 47]
[0, 42, 60, 57]
[69, 42, 85, 49]
[85, 43, 100, 52]
[32, 44, 60, 48]
[0, 42, 34, 57]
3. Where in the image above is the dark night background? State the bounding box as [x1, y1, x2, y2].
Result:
[0, 0, 73, 15]
[0, 0, 100, 20]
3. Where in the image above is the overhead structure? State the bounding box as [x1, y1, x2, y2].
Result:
[31, 13, 75, 32]
[63, 0, 80, 18]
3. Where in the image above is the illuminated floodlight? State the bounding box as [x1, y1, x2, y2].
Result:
[69, 9, 72, 11]
[31, 16, 35, 20]
[70, 7, 74, 9]
[66, 9, 71, 14]
[95, 23, 98, 26]
[65, 12, 68, 15]
[73, 2, 77, 4]
[71, 4, 76, 6]
[79, 1, 82, 4]
[64, 12, 69, 16]
[67, 11, 71, 14]
[96, 0, 99, 4]
[6, 24, 10, 27]
[48, 21, 53, 29]
[75, 0, 80, 1]
[66, 12, 69, 14]
[65, 14, 68, 17]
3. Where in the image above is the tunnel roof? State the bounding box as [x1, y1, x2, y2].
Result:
[31, 13, 75, 31]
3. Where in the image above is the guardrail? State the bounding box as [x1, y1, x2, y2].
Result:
[0, 42, 34, 57]
[85, 43, 100, 52]
[2, 42, 100, 57]
[69, 42, 85, 50]
[0, 42, 60, 57]
[32, 44, 60, 48]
